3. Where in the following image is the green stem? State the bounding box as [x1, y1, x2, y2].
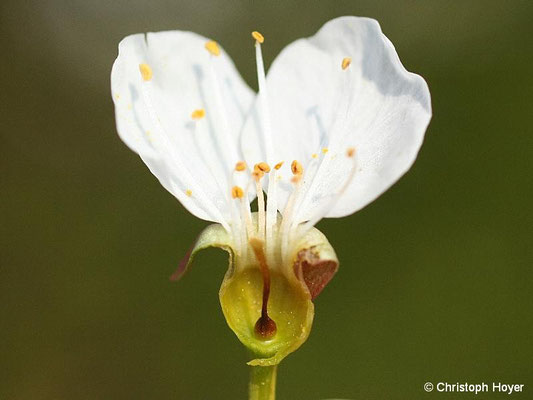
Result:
[248, 365, 278, 400]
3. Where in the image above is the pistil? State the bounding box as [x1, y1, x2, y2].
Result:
[249, 237, 277, 340]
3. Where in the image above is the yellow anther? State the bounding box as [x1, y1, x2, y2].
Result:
[254, 162, 271, 173]
[185, 189, 192, 197]
[342, 57, 352, 70]
[252, 170, 265, 181]
[231, 186, 244, 199]
[139, 63, 153, 81]
[346, 147, 356, 158]
[205, 40, 221, 56]
[291, 160, 303, 175]
[311, 153, 318, 159]
[191, 109, 205, 120]
[274, 161, 284, 170]
[235, 161, 247, 171]
[252, 31, 265, 44]
[322, 148, 329, 154]
[115, 93, 120, 100]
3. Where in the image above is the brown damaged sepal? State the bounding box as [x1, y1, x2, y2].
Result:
[170, 224, 233, 282]
[293, 247, 338, 299]
[292, 228, 339, 299]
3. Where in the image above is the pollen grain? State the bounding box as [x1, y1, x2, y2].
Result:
[231, 186, 244, 199]
[139, 63, 153, 81]
[235, 161, 247, 172]
[291, 160, 303, 175]
[255, 162, 271, 173]
[341, 57, 352, 70]
[191, 109, 205, 120]
[205, 40, 221, 56]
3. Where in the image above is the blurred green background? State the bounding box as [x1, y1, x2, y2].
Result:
[1, 1, 532, 399]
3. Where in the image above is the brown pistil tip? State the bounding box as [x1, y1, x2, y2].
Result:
[254, 315, 277, 340]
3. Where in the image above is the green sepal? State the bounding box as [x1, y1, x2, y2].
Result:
[170, 223, 233, 282]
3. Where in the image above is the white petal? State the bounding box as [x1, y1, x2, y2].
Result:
[242, 17, 431, 222]
[111, 31, 255, 225]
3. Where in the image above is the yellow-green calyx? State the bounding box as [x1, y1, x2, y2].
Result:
[173, 214, 338, 366]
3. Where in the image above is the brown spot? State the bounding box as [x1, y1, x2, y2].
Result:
[293, 247, 338, 299]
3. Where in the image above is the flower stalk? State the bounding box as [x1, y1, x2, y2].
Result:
[249, 365, 278, 400]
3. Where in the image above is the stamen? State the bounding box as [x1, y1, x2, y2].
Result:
[280, 176, 302, 264]
[251, 31, 265, 44]
[253, 31, 277, 262]
[185, 189, 192, 197]
[231, 186, 244, 199]
[254, 174, 266, 239]
[265, 163, 281, 262]
[191, 108, 205, 120]
[252, 170, 265, 181]
[249, 237, 277, 340]
[311, 153, 318, 159]
[139, 63, 153, 81]
[205, 40, 221, 56]
[341, 57, 352, 70]
[300, 147, 358, 233]
[235, 161, 246, 171]
[254, 162, 271, 173]
[291, 160, 303, 175]
[240, 193, 255, 241]
[204, 37, 243, 244]
[292, 58, 355, 223]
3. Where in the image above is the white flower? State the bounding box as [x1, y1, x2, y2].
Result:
[111, 16, 431, 365]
